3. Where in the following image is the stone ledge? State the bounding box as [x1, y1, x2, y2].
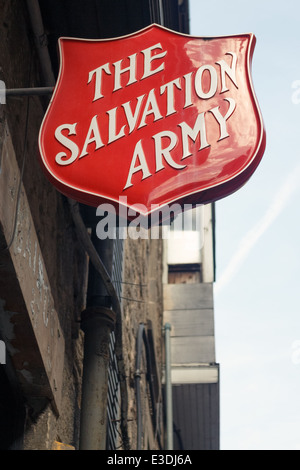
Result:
[0, 122, 64, 415]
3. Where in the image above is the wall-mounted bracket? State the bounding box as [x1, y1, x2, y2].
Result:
[5, 87, 54, 97]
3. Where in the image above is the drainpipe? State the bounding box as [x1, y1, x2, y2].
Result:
[79, 232, 116, 450]
[135, 323, 144, 450]
[164, 323, 173, 450]
[80, 306, 116, 450]
[69, 201, 130, 450]
[26, 0, 55, 87]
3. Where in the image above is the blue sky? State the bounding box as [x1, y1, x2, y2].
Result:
[190, 0, 300, 450]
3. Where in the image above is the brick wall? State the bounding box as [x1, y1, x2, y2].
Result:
[122, 236, 164, 449]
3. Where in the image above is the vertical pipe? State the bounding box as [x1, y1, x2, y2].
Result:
[79, 307, 116, 450]
[79, 230, 117, 450]
[26, 0, 55, 87]
[86, 235, 114, 309]
[164, 323, 173, 450]
[135, 323, 144, 450]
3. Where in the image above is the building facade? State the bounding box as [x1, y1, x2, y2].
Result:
[0, 0, 219, 450]
[163, 205, 219, 450]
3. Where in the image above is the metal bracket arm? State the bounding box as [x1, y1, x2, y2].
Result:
[5, 87, 54, 97]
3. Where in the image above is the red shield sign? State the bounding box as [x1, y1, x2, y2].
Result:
[38, 24, 265, 217]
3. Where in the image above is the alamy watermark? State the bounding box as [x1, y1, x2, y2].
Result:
[0, 340, 6, 365]
[95, 196, 204, 241]
[0, 80, 5, 105]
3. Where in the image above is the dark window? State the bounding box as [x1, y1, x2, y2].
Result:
[168, 263, 202, 284]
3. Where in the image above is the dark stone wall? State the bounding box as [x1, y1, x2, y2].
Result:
[0, 0, 87, 449]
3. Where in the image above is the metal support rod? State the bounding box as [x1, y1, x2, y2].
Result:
[164, 323, 173, 450]
[79, 307, 116, 450]
[135, 323, 145, 450]
[5, 87, 54, 97]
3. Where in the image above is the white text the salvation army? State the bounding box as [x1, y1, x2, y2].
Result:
[54, 48, 238, 190]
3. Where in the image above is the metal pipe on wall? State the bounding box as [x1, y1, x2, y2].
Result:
[79, 230, 116, 450]
[135, 323, 145, 450]
[80, 306, 116, 450]
[164, 323, 173, 450]
[26, 0, 55, 87]
[6, 87, 53, 96]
